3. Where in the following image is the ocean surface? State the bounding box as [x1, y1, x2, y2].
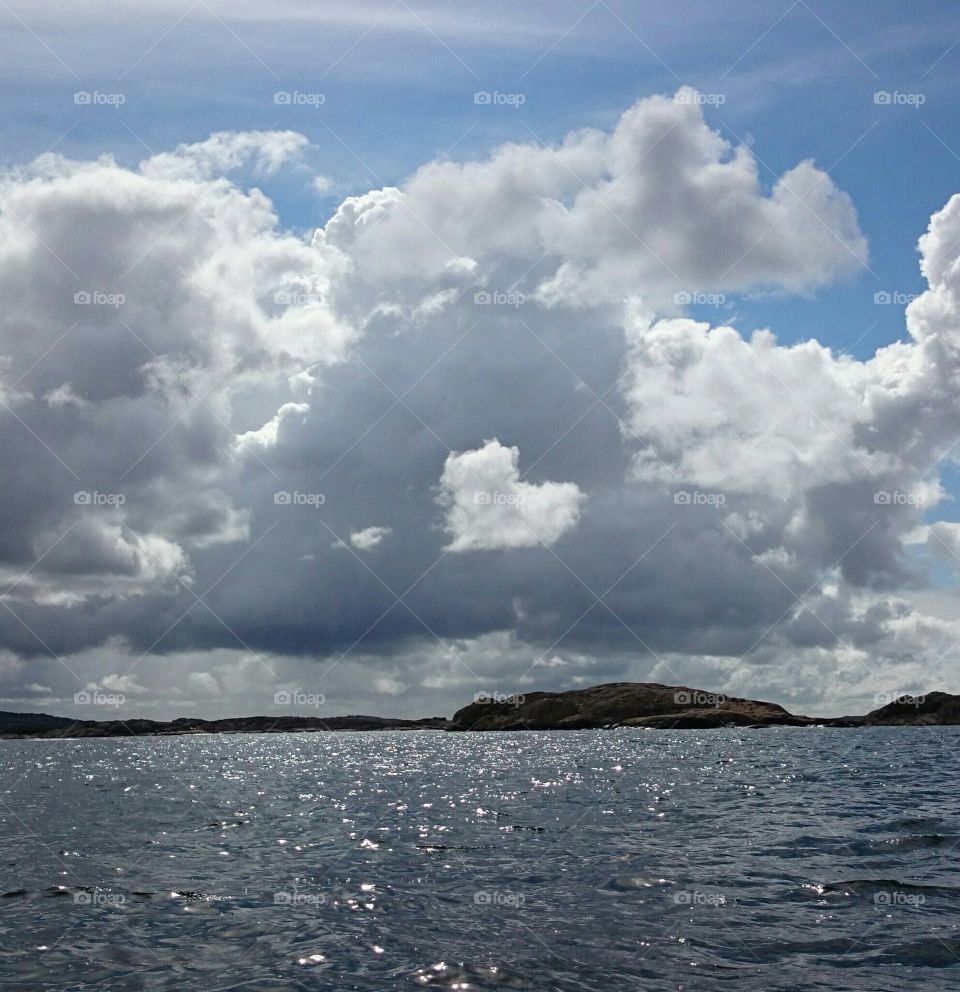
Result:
[0, 728, 958, 991]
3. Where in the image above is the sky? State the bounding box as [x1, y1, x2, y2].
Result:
[1, 0, 960, 721]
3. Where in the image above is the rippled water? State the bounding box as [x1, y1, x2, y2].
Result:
[1, 728, 959, 990]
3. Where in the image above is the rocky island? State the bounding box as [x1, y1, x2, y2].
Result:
[448, 682, 960, 730]
[449, 682, 818, 730]
[1, 683, 958, 739]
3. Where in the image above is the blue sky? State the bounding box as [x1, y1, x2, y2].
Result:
[2, 0, 957, 359]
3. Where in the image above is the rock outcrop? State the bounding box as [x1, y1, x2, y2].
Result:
[450, 683, 960, 730]
[861, 691, 960, 725]
[449, 682, 819, 730]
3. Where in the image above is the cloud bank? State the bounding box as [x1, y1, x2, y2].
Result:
[0, 90, 958, 719]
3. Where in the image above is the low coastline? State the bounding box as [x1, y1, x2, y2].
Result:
[2, 682, 957, 739]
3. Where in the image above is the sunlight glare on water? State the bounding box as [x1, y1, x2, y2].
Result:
[0, 728, 959, 990]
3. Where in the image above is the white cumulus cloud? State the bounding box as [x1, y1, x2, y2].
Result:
[349, 526, 392, 551]
[438, 440, 586, 552]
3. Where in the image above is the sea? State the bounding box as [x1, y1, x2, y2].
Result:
[0, 727, 958, 990]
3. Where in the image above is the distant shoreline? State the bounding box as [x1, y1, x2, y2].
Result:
[2, 681, 957, 738]
[0, 714, 450, 740]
